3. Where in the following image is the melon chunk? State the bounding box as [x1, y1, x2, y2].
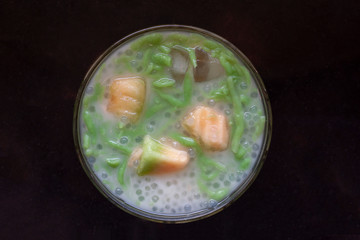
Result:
[182, 106, 229, 151]
[107, 76, 146, 123]
[130, 135, 190, 176]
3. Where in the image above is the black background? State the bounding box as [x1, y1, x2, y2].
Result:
[1, 0, 359, 239]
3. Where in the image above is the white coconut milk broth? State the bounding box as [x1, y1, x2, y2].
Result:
[80, 30, 265, 215]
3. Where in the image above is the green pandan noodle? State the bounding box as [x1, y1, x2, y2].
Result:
[152, 78, 175, 88]
[79, 30, 267, 214]
[130, 33, 163, 51]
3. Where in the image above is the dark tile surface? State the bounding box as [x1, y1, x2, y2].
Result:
[1, 0, 359, 239]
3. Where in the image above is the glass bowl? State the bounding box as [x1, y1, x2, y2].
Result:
[73, 25, 272, 223]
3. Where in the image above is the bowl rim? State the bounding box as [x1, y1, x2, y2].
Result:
[73, 24, 273, 223]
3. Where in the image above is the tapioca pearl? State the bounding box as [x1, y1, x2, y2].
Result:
[236, 175, 242, 182]
[171, 141, 180, 148]
[197, 96, 204, 102]
[252, 143, 259, 151]
[138, 196, 145, 201]
[86, 86, 94, 94]
[171, 209, 176, 214]
[164, 112, 171, 118]
[249, 105, 257, 113]
[251, 152, 257, 158]
[225, 109, 231, 115]
[239, 82, 248, 90]
[150, 120, 156, 126]
[120, 116, 129, 123]
[101, 172, 107, 178]
[182, 191, 187, 196]
[152, 195, 159, 202]
[136, 66, 143, 72]
[250, 92, 258, 98]
[97, 144, 103, 150]
[175, 110, 181, 116]
[187, 197, 193, 201]
[146, 124, 154, 132]
[137, 179, 142, 184]
[174, 193, 179, 199]
[204, 84, 211, 92]
[166, 181, 171, 187]
[242, 141, 249, 148]
[244, 112, 251, 120]
[229, 174, 236, 181]
[213, 182, 220, 189]
[125, 49, 133, 56]
[165, 205, 170, 209]
[208, 99, 216, 106]
[151, 183, 158, 189]
[135, 136, 143, 143]
[115, 187, 123, 196]
[248, 120, 254, 126]
[158, 189, 163, 195]
[200, 201, 208, 208]
[88, 105, 95, 112]
[188, 148, 196, 158]
[219, 174, 225, 181]
[152, 206, 158, 212]
[253, 115, 259, 122]
[194, 193, 201, 199]
[130, 60, 137, 68]
[136, 189, 142, 195]
[145, 186, 150, 191]
[224, 180, 231, 186]
[250, 126, 256, 132]
[136, 51, 143, 59]
[235, 171, 243, 180]
[145, 177, 151, 182]
[208, 199, 218, 208]
[88, 156, 96, 163]
[159, 208, 164, 213]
